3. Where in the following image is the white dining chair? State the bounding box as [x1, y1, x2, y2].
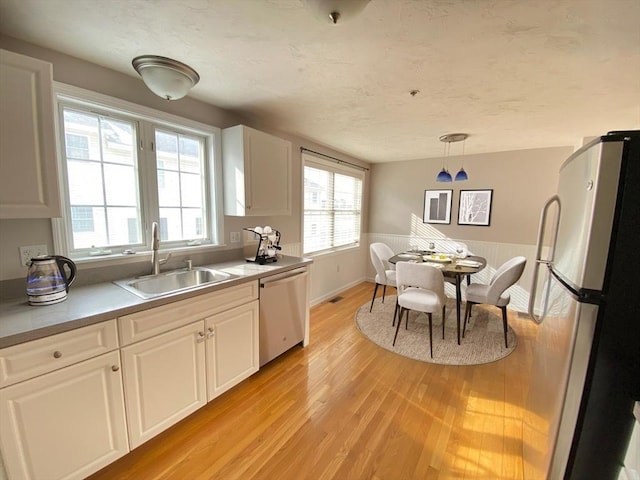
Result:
[393, 262, 446, 358]
[462, 256, 526, 348]
[369, 243, 397, 312]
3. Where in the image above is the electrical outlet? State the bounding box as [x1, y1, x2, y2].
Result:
[19, 245, 48, 266]
[230, 231, 241, 243]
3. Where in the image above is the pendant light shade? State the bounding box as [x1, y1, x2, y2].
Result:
[436, 168, 453, 182]
[454, 168, 468, 181]
[132, 55, 200, 101]
[301, 0, 371, 25]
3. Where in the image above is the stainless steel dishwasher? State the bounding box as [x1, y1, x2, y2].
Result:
[259, 266, 308, 366]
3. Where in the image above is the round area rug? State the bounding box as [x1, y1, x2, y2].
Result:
[355, 295, 517, 365]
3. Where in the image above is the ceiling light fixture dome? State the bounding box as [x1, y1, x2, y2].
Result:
[132, 55, 200, 101]
[301, 0, 371, 25]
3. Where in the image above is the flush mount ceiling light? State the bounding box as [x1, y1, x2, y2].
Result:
[132, 55, 200, 101]
[437, 133, 469, 182]
[301, 0, 371, 25]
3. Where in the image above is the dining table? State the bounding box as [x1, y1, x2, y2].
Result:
[388, 251, 486, 345]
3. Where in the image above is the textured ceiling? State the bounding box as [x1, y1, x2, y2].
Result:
[1, 0, 639, 162]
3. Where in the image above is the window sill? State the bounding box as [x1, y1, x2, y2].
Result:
[70, 243, 228, 269]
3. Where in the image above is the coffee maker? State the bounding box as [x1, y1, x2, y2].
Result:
[243, 227, 282, 264]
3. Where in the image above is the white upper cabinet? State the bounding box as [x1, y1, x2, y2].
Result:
[0, 49, 61, 218]
[222, 125, 292, 216]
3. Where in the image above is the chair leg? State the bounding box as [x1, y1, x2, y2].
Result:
[462, 302, 472, 338]
[428, 312, 433, 358]
[393, 308, 405, 346]
[501, 306, 509, 348]
[392, 298, 399, 326]
[369, 283, 380, 312]
[442, 305, 446, 339]
[382, 285, 387, 303]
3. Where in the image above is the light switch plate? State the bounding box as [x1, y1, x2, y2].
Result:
[230, 231, 241, 243]
[19, 245, 48, 266]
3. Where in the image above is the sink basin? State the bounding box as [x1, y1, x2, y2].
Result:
[114, 267, 234, 299]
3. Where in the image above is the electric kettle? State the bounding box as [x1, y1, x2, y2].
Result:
[26, 255, 77, 306]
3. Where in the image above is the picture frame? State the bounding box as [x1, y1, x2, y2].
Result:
[458, 189, 493, 226]
[423, 189, 452, 224]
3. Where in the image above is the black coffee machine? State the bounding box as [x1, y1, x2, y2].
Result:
[243, 227, 282, 264]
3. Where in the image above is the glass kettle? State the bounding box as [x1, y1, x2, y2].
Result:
[26, 255, 77, 306]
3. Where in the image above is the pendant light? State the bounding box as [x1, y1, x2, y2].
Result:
[436, 138, 453, 182]
[454, 135, 469, 181]
[132, 55, 200, 101]
[438, 133, 469, 182]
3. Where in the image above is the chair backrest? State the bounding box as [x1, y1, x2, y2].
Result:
[370, 243, 395, 283]
[486, 256, 527, 304]
[396, 262, 445, 303]
[466, 255, 487, 273]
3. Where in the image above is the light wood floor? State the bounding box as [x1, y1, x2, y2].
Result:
[88, 282, 537, 480]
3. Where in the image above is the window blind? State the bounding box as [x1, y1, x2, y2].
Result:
[302, 153, 363, 255]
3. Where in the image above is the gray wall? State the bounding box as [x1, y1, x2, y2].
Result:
[369, 146, 572, 245]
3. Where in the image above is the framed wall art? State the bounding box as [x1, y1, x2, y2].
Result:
[423, 189, 452, 224]
[458, 189, 493, 226]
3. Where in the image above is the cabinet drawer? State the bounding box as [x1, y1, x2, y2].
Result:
[118, 281, 259, 346]
[0, 320, 118, 388]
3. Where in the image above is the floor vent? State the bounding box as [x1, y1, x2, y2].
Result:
[328, 296, 344, 304]
[516, 311, 530, 318]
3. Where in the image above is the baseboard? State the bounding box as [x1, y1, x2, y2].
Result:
[310, 277, 368, 306]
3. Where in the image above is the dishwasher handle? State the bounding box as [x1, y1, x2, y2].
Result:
[260, 268, 308, 289]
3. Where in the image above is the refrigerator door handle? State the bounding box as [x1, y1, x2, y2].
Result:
[529, 195, 561, 322]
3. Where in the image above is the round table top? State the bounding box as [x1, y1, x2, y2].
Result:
[388, 252, 485, 275]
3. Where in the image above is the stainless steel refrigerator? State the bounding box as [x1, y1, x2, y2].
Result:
[524, 130, 639, 479]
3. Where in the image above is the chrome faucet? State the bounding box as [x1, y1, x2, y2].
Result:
[150, 222, 171, 275]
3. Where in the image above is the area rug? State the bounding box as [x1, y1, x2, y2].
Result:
[355, 295, 517, 365]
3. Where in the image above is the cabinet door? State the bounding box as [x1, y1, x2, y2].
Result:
[222, 125, 291, 216]
[0, 49, 61, 218]
[0, 351, 128, 480]
[245, 128, 291, 216]
[205, 300, 259, 400]
[121, 321, 206, 448]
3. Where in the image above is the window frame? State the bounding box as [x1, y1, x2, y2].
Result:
[302, 152, 364, 256]
[52, 83, 224, 265]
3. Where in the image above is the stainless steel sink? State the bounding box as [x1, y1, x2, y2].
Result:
[114, 267, 234, 299]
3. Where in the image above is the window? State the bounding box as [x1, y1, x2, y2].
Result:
[303, 153, 363, 255]
[54, 85, 221, 260]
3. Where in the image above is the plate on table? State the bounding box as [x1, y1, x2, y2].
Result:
[397, 253, 422, 259]
[456, 259, 482, 268]
[423, 262, 444, 269]
[423, 254, 452, 263]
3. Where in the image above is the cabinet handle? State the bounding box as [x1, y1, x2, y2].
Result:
[206, 327, 214, 338]
[53, 351, 62, 359]
[196, 331, 205, 343]
[111, 365, 120, 372]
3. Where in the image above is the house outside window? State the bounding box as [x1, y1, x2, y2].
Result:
[303, 152, 363, 255]
[53, 85, 222, 260]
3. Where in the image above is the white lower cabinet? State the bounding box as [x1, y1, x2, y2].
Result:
[0, 281, 262, 478]
[121, 321, 207, 449]
[0, 350, 128, 480]
[206, 300, 259, 400]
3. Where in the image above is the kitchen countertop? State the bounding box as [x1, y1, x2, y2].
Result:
[0, 256, 312, 349]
